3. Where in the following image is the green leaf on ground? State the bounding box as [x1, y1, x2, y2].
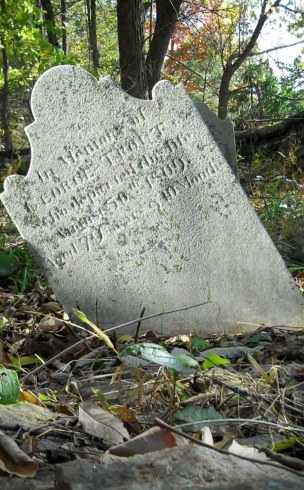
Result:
[173, 405, 222, 431]
[0, 252, 20, 277]
[269, 437, 304, 452]
[203, 353, 230, 370]
[0, 368, 20, 404]
[120, 343, 199, 373]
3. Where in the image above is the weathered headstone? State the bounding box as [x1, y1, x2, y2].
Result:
[195, 102, 238, 177]
[1, 66, 303, 334]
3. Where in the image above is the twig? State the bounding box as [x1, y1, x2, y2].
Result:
[21, 300, 212, 382]
[174, 417, 304, 434]
[261, 447, 304, 471]
[103, 300, 213, 334]
[154, 418, 304, 477]
[134, 306, 146, 342]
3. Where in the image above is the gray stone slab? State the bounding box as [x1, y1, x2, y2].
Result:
[0, 471, 54, 490]
[1, 65, 303, 334]
[54, 446, 304, 490]
[195, 102, 238, 178]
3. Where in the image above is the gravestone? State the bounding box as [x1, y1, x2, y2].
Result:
[1, 66, 303, 334]
[195, 102, 238, 178]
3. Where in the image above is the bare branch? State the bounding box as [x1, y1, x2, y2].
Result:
[165, 53, 206, 82]
[247, 39, 304, 57]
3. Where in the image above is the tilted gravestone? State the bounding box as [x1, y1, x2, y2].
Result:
[195, 102, 238, 178]
[1, 66, 303, 334]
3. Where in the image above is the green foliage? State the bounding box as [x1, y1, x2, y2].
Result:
[202, 353, 230, 370]
[188, 335, 209, 353]
[241, 334, 264, 346]
[0, 367, 20, 404]
[246, 149, 304, 273]
[0, 250, 20, 277]
[120, 343, 199, 374]
[0, 0, 76, 89]
[269, 436, 304, 452]
[173, 405, 222, 431]
[67, 0, 118, 76]
[0, 234, 39, 293]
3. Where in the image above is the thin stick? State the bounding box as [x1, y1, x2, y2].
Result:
[154, 418, 304, 477]
[174, 417, 304, 434]
[103, 300, 213, 335]
[134, 306, 146, 342]
[21, 300, 212, 382]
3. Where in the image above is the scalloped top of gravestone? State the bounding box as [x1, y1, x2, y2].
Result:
[195, 102, 238, 178]
[1, 66, 303, 334]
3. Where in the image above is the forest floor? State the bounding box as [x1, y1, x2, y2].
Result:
[0, 160, 303, 486]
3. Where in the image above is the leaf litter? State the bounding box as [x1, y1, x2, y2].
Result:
[0, 277, 304, 481]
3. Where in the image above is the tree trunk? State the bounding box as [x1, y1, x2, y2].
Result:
[218, 67, 234, 120]
[146, 0, 183, 95]
[117, 0, 148, 99]
[216, 0, 282, 119]
[40, 0, 58, 47]
[87, 0, 99, 68]
[0, 0, 12, 151]
[61, 0, 68, 54]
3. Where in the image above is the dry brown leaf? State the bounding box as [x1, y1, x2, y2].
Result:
[20, 435, 39, 454]
[108, 426, 188, 457]
[78, 402, 130, 445]
[38, 315, 63, 331]
[40, 301, 63, 313]
[0, 430, 38, 477]
[247, 353, 274, 384]
[0, 341, 11, 365]
[19, 389, 43, 406]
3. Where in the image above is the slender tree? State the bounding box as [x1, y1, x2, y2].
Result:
[87, 0, 99, 68]
[217, 0, 283, 119]
[117, 0, 183, 99]
[117, 0, 148, 98]
[61, 0, 68, 55]
[39, 0, 58, 47]
[1, 0, 12, 151]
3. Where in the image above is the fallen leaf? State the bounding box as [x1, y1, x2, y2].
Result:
[0, 367, 20, 404]
[200, 427, 214, 445]
[247, 353, 274, 384]
[108, 426, 187, 456]
[0, 402, 64, 429]
[38, 315, 63, 331]
[0, 342, 11, 365]
[20, 435, 39, 454]
[78, 402, 130, 445]
[120, 343, 199, 373]
[203, 353, 230, 370]
[0, 429, 38, 477]
[40, 301, 63, 313]
[227, 439, 267, 459]
[173, 406, 222, 432]
[19, 389, 43, 406]
[198, 346, 262, 360]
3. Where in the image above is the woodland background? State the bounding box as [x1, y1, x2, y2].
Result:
[0, 0, 304, 276]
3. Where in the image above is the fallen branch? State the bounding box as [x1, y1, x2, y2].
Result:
[154, 417, 304, 477]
